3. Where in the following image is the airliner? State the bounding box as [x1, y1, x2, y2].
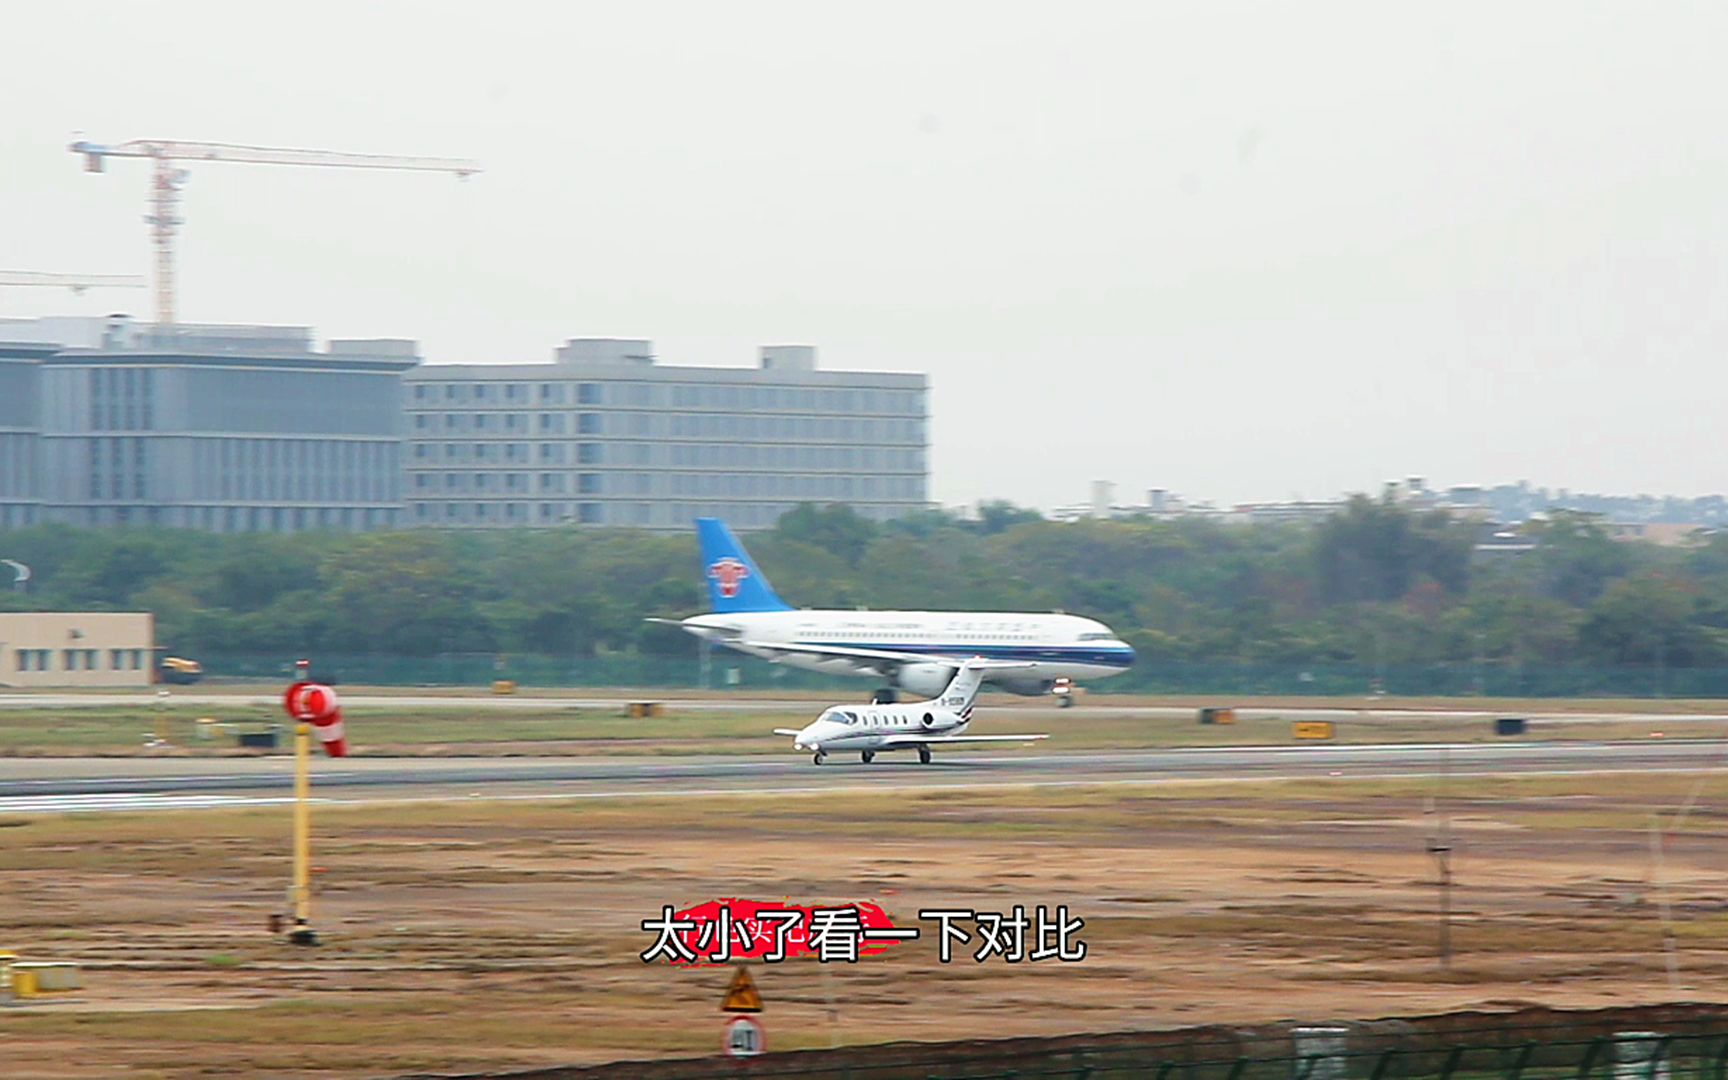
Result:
[774, 659, 1048, 765]
[668, 518, 1135, 702]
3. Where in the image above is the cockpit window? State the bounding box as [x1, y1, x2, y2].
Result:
[823, 709, 859, 725]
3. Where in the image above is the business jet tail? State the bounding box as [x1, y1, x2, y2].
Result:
[936, 658, 1037, 715]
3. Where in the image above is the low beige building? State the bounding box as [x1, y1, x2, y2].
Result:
[0, 613, 155, 689]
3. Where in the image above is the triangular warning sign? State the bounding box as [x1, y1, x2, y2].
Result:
[721, 966, 763, 1013]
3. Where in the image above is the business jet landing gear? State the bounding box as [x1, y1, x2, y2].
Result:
[871, 688, 898, 704]
[812, 751, 827, 766]
[918, 746, 932, 765]
[861, 750, 875, 764]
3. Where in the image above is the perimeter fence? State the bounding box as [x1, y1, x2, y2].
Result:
[462, 1009, 1728, 1080]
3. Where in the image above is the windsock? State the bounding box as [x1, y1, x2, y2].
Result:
[282, 681, 348, 757]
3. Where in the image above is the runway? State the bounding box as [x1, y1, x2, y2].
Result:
[1, 740, 1724, 813]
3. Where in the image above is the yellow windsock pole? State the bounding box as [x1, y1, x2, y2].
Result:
[285, 659, 318, 946]
[289, 718, 316, 944]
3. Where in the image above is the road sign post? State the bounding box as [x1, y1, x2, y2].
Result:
[723, 1015, 765, 1058]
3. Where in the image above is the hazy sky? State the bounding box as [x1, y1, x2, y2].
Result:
[4, 2, 1726, 510]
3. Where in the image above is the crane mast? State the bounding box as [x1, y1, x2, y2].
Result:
[70, 139, 480, 325]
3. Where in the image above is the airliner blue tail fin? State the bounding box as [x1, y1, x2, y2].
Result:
[696, 518, 792, 613]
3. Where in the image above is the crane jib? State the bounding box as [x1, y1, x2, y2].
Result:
[69, 137, 480, 325]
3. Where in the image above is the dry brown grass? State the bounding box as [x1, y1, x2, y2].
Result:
[3, 774, 1728, 1077]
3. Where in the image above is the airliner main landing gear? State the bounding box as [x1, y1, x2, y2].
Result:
[871, 688, 899, 704]
[1053, 678, 1076, 708]
[812, 751, 827, 766]
[918, 747, 932, 765]
[861, 750, 875, 764]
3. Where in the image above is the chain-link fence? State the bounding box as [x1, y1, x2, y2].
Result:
[475, 1018, 1728, 1080]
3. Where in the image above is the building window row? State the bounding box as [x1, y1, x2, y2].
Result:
[406, 442, 922, 472]
[408, 499, 913, 529]
[412, 410, 923, 443]
[87, 366, 156, 432]
[13, 648, 145, 673]
[190, 438, 399, 504]
[408, 472, 923, 501]
[410, 381, 923, 415]
[88, 436, 148, 500]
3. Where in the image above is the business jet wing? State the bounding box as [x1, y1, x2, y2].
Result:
[877, 733, 1049, 749]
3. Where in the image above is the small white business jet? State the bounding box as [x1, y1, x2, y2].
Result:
[774, 658, 1048, 766]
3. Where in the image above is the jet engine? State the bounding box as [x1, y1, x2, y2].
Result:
[894, 662, 956, 698]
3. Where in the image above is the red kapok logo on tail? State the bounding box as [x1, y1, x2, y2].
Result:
[708, 557, 750, 598]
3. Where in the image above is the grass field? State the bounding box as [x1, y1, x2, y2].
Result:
[3, 770, 1728, 1077]
[1, 697, 1726, 756]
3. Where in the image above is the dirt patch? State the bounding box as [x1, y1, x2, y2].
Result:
[1, 777, 1726, 1077]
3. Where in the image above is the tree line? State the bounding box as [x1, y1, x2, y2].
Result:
[2, 496, 1727, 671]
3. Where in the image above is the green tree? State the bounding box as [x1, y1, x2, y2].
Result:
[772, 504, 878, 566]
[1523, 511, 1636, 606]
[318, 533, 487, 655]
[1578, 573, 1723, 666]
[1313, 495, 1471, 604]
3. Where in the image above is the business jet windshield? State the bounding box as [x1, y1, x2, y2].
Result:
[820, 708, 862, 725]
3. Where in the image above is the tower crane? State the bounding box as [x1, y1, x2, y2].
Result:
[0, 271, 145, 294]
[70, 138, 480, 325]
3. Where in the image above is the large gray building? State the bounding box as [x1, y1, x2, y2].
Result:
[0, 344, 46, 529]
[0, 320, 931, 533]
[0, 316, 416, 531]
[404, 340, 928, 530]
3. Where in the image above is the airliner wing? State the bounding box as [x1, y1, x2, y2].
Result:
[740, 641, 1040, 668]
[878, 733, 1049, 748]
[735, 640, 932, 666]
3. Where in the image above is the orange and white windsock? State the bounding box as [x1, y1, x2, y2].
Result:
[283, 681, 349, 758]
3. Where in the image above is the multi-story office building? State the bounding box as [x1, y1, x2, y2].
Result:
[0, 344, 47, 528]
[404, 340, 928, 530]
[0, 316, 417, 531]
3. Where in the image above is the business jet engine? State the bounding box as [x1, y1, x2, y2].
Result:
[894, 662, 957, 699]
